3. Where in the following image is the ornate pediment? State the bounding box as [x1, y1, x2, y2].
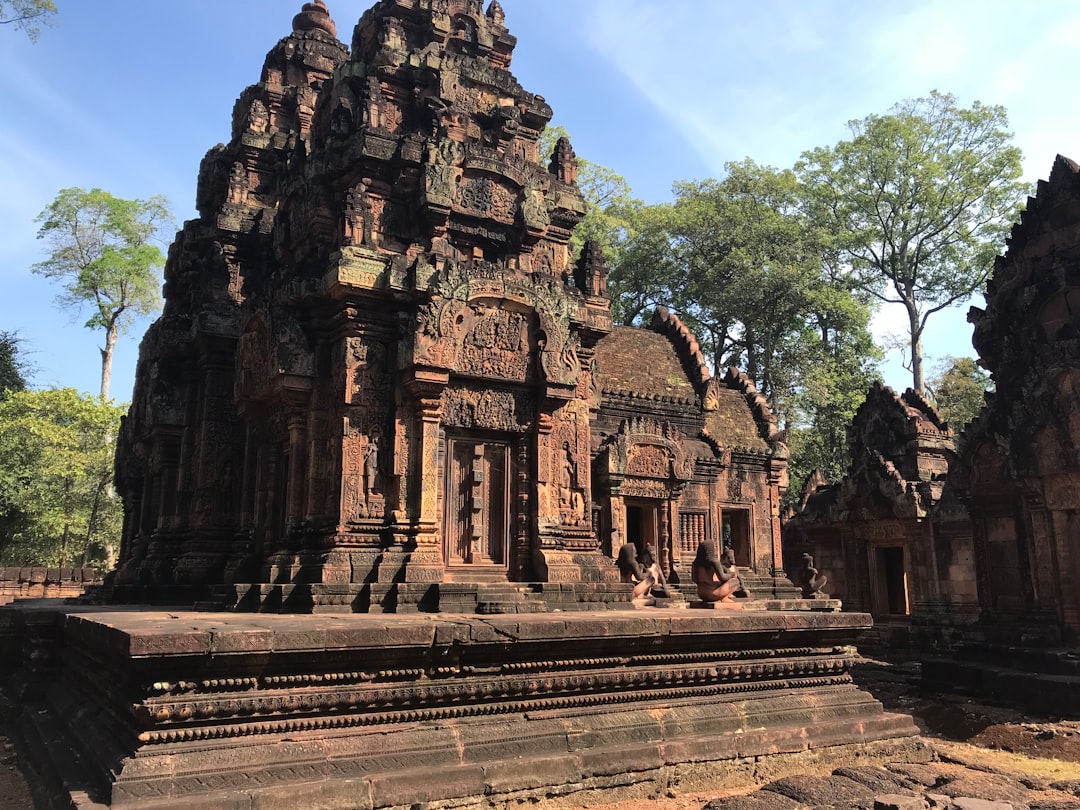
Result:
[600, 418, 695, 486]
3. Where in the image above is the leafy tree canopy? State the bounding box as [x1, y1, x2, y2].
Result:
[0, 331, 30, 397]
[927, 355, 992, 430]
[798, 91, 1028, 393]
[540, 125, 639, 263]
[34, 187, 173, 400]
[0, 388, 124, 567]
[0, 0, 56, 40]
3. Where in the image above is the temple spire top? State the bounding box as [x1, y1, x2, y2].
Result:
[486, 1, 506, 26]
[293, 0, 337, 37]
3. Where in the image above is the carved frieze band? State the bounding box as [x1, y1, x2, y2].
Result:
[130, 645, 856, 744]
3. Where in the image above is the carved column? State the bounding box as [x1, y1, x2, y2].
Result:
[768, 458, 786, 576]
[402, 370, 448, 583]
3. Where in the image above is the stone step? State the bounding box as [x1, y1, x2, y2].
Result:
[442, 565, 511, 584]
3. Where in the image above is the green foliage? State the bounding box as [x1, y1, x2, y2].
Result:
[0, 331, 29, 397]
[0, 0, 56, 40]
[0, 388, 124, 567]
[665, 160, 824, 413]
[798, 91, 1028, 392]
[34, 187, 173, 399]
[540, 125, 639, 263]
[606, 201, 680, 325]
[927, 356, 992, 430]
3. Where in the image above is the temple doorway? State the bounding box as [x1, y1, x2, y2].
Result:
[871, 545, 910, 616]
[626, 500, 659, 557]
[443, 438, 511, 568]
[721, 509, 752, 567]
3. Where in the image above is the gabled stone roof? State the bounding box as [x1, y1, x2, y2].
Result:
[593, 326, 697, 403]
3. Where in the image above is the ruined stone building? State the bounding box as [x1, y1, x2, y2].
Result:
[961, 155, 1080, 647]
[784, 383, 978, 635]
[112, 0, 791, 611]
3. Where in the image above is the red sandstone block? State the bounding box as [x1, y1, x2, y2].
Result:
[209, 627, 275, 653]
[661, 734, 740, 764]
[578, 744, 666, 778]
[735, 725, 811, 758]
[269, 627, 328, 652]
[483, 753, 582, 792]
[128, 630, 213, 656]
[251, 778, 374, 810]
[368, 764, 486, 806]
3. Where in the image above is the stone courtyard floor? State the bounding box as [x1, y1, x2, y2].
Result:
[3, 657, 1080, 809]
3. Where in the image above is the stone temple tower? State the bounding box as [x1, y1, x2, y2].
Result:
[114, 0, 617, 605]
[114, 0, 792, 613]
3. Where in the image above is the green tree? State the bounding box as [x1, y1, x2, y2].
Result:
[664, 160, 825, 414]
[606, 201, 679, 325]
[787, 278, 881, 492]
[798, 91, 1028, 393]
[927, 355, 991, 430]
[0, 0, 56, 40]
[540, 125, 638, 263]
[34, 188, 173, 400]
[0, 388, 124, 567]
[0, 331, 30, 397]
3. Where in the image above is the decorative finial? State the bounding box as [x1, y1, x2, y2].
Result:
[485, 1, 506, 26]
[293, 0, 337, 37]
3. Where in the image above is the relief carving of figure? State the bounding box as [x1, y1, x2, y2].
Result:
[559, 441, 576, 507]
[364, 434, 380, 504]
[247, 99, 269, 133]
[522, 187, 549, 231]
[227, 163, 249, 206]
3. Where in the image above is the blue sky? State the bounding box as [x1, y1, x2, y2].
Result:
[2, 0, 1079, 402]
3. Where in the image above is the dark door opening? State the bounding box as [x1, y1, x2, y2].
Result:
[721, 509, 751, 567]
[875, 545, 909, 616]
[626, 501, 658, 557]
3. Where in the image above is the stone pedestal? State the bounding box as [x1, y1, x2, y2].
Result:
[1, 601, 918, 810]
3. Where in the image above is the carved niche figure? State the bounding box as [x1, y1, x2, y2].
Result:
[227, 163, 249, 206]
[248, 99, 269, 134]
[521, 186, 549, 232]
[691, 542, 745, 604]
[558, 441, 585, 524]
[364, 433, 381, 507]
[797, 553, 828, 598]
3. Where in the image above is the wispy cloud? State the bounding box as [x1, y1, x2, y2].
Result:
[581, 0, 1080, 184]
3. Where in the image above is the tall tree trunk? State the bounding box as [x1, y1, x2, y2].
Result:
[100, 323, 118, 400]
[908, 302, 924, 393]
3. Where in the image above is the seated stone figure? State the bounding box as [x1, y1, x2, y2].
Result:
[798, 552, 828, 597]
[616, 542, 666, 600]
[691, 541, 743, 603]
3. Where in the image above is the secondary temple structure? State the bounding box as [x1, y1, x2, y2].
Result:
[111, 0, 791, 610]
[785, 384, 977, 621]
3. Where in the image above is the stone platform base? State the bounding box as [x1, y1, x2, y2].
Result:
[923, 644, 1080, 717]
[1, 602, 918, 809]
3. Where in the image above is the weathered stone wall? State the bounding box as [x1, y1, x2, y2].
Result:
[0, 567, 101, 606]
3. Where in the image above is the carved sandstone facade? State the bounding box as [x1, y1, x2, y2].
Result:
[113, 0, 790, 609]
